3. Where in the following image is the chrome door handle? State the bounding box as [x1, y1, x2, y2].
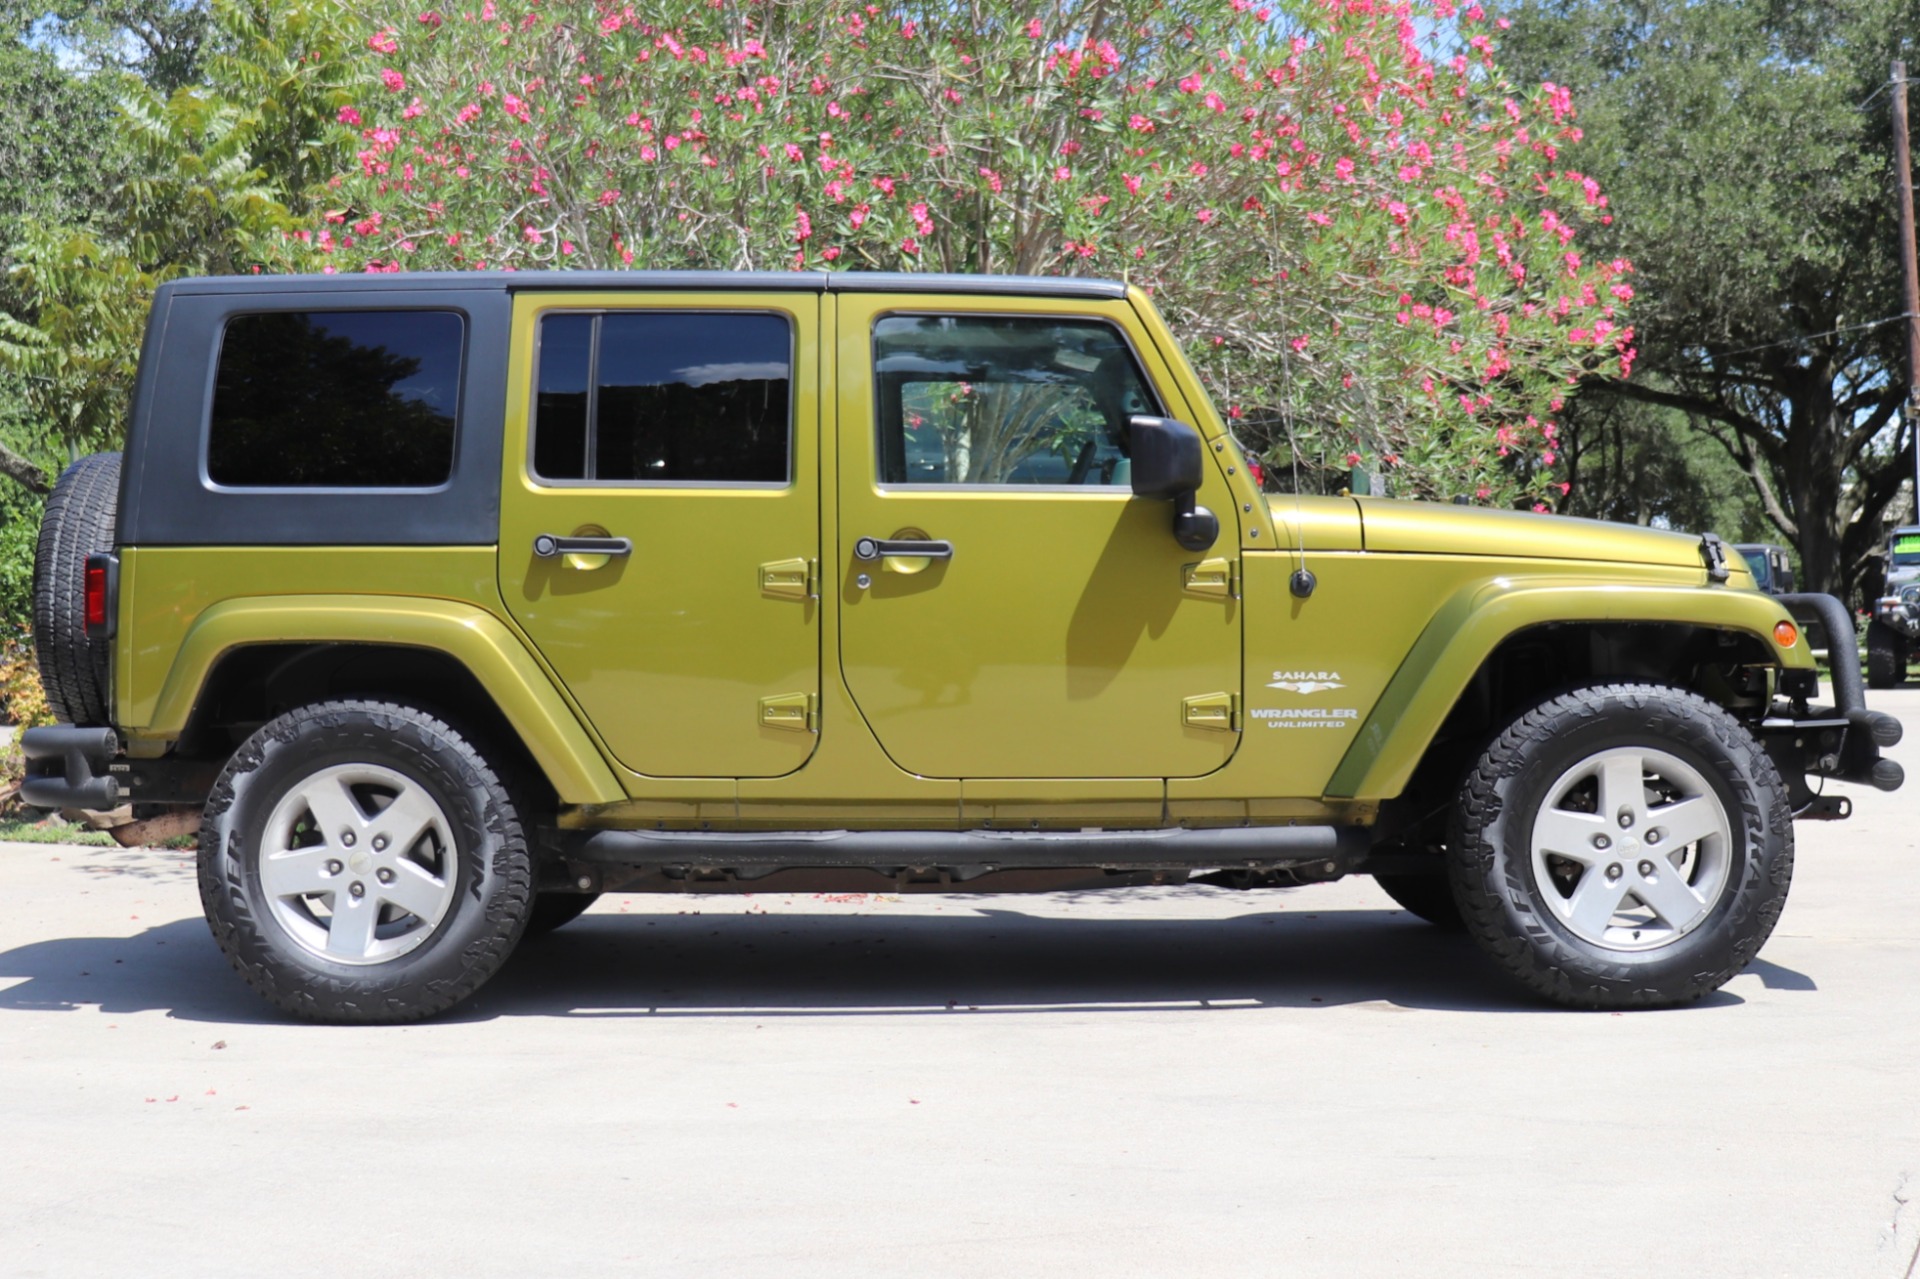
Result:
[853, 537, 953, 561]
[533, 534, 633, 559]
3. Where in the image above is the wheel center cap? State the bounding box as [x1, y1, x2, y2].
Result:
[348, 850, 371, 873]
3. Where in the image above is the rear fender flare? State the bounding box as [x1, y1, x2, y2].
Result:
[146, 595, 625, 805]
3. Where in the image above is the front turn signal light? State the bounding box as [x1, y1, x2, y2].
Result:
[1774, 620, 1799, 648]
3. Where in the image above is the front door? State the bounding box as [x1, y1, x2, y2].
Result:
[834, 294, 1242, 780]
[499, 291, 820, 778]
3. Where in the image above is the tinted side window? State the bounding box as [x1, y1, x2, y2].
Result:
[531, 311, 791, 484]
[207, 310, 463, 488]
[872, 315, 1160, 486]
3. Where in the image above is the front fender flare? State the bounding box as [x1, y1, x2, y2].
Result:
[146, 594, 626, 806]
[1325, 578, 1808, 801]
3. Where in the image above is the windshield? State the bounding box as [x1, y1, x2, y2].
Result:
[1740, 549, 1770, 585]
[1893, 533, 1920, 567]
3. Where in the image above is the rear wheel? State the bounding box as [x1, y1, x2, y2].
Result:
[1450, 683, 1792, 1009]
[1868, 620, 1907, 689]
[32, 452, 121, 725]
[198, 700, 533, 1023]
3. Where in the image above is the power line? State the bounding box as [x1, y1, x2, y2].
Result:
[1860, 77, 1920, 110]
[1694, 312, 1912, 360]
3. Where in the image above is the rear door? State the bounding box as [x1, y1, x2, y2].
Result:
[832, 293, 1243, 780]
[499, 291, 821, 778]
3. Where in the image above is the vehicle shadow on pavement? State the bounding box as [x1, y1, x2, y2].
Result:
[0, 900, 1816, 1024]
[0, 918, 275, 1023]
[457, 900, 1776, 1021]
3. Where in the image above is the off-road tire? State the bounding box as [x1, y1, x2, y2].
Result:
[1450, 683, 1792, 1009]
[1867, 620, 1907, 690]
[524, 891, 601, 937]
[198, 700, 533, 1023]
[1372, 870, 1465, 930]
[32, 452, 121, 725]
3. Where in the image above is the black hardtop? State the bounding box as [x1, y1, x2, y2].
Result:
[154, 269, 1130, 302]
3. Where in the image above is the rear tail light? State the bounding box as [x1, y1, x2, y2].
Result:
[83, 553, 116, 639]
[84, 562, 108, 629]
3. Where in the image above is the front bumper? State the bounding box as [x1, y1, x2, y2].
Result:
[1760, 593, 1904, 818]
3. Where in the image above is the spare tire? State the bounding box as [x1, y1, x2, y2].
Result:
[33, 452, 122, 725]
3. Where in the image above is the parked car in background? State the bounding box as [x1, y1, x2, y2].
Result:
[1869, 526, 1920, 688]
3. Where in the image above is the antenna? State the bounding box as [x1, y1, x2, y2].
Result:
[1271, 294, 1317, 599]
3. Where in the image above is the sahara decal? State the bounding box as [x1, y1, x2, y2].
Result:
[1266, 669, 1345, 695]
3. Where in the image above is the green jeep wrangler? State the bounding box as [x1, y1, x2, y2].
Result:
[22, 271, 1905, 1022]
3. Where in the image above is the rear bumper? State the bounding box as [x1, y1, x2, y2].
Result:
[18, 726, 218, 812]
[1761, 593, 1904, 817]
[19, 726, 121, 810]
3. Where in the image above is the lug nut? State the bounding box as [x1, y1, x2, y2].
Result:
[1606, 863, 1623, 881]
[341, 831, 356, 847]
[349, 881, 366, 898]
[376, 868, 395, 884]
[1638, 860, 1655, 877]
[1593, 834, 1612, 851]
[372, 835, 389, 852]
[576, 876, 593, 891]
[1617, 810, 1634, 829]
[325, 860, 343, 876]
[1646, 830, 1663, 845]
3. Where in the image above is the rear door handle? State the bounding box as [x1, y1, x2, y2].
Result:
[533, 534, 633, 559]
[853, 537, 953, 561]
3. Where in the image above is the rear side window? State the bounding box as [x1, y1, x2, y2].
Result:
[532, 311, 791, 484]
[207, 310, 464, 488]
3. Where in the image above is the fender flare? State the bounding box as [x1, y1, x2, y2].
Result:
[145, 594, 626, 805]
[1326, 578, 1809, 801]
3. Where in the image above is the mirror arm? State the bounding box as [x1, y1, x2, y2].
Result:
[1172, 490, 1220, 553]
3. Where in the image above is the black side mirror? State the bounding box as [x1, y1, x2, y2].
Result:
[1128, 415, 1218, 552]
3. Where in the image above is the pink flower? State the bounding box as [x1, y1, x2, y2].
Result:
[1345, 452, 1362, 466]
[401, 97, 424, 120]
[417, 10, 443, 26]
[523, 226, 542, 242]
[900, 236, 921, 255]
[849, 203, 870, 228]
[598, 189, 620, 206]
[1026, 18, 1043, 37]
[1178, 74, 1204, 94]
[560, 241, 576, 257]
[910, 203, 933, 235]
[1334, 156, 1355, 181]
[367, 29, 399, 53]
[1196, 208, 1215, 224]
[822, 246, 842, 261]
[1123, 174, 1142, 195]
[1128, 113, 1154, 132]
[795, 211, 813, 242]
[1054, 166, 1072, 181]
[380, 69, 406, 94]
[337, 105, 362, 126]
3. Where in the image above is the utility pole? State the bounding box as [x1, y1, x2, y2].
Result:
[1893, 61, 1920, 516]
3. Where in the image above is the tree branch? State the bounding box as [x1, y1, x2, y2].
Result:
[0, 440, 49, 496]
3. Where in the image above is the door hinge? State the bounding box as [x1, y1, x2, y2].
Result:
[760, 692, 819, 733]
[1183, 557, 1239, 599]
[1182, 691, 1240, 732]
[760, 556, 818, 600]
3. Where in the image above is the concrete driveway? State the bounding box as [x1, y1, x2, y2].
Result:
[2, 689, 1917, 1277]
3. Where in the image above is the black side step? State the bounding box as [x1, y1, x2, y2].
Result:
[569, 824, 1369, 874]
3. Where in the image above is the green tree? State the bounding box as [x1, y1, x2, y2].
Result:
[1501, 0, 1919, 597]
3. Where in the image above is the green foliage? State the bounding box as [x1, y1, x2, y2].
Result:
[1501, 0, 1920, 594]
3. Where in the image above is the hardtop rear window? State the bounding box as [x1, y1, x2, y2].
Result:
[206, 309, 464, 488]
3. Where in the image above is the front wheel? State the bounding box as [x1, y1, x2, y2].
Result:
[198, 700, 534, 1023]
[1450, 683, 1792, 1009]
